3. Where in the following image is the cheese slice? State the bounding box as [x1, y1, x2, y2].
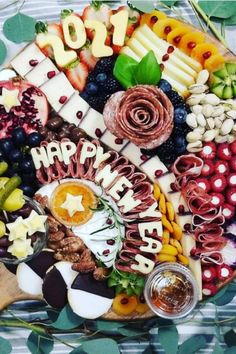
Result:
[79, 108, 106, 139]
[101, 130, 129, 152]
[155, 172, 176, 195]
[59, 93, 90, 125]
[25, 58, 59, 87]
[121, 142, 147, 167]
[168, 191, 189, 214]
[141, 156, 168, 181]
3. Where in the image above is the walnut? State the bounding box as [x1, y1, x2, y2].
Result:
[72, 249, 96, 273]
[65, 228, 77, 238]
[48, 215, 61, 233]
[34, 194, 49, 210]
[47, 241, 60, 251]
[48, 230, 65, 242]
[54, 252, 81, 262]
[58, 237, 85, 254]
[93, 267, 109, 281]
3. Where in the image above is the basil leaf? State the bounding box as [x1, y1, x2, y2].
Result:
[0, 40, 7, 65]
[3, 13, 36, 43]
[113, 54, 138, 89]
[134, 50, 161, 85]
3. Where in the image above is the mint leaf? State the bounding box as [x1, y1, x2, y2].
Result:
[134, 50, 161, 85]
[0, 336, 12, 354]
[0, 40, 7, 65]
[113, 54, 138, 89]
[199, 1, 236, 19]
[158, 325, 179, 354]
[3, 13, 36, 43]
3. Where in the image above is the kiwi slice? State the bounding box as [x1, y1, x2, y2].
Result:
[0, 162, 8, 176]
[209, 62, 236, 99]
[0, 176, 21, 209]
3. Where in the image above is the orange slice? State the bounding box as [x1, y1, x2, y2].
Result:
[50, 182, 97, 226]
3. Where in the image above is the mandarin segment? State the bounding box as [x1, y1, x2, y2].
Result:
[179, 32, 205, 55]
[166, 26, 191, 46]
[191, 43, 219, 66]
[140, 10, 167, 29]
[112, 293, 138, 315]
[153, 18, 181, 39]
[204, 54, 225, 71]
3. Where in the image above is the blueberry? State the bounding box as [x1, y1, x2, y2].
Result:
[158, 79, 172, 93]
[19, 157, 34, 173]
[0, 138, 14, 155]
[96, 73, 108, 83]
[27, 132, 43, 147]
[86, 82, 98, 95]
[174, 107, 187, 124]
[174, 135, 187, 154]
[9, 149, 23, 162]
[12, 127, 27, 146]
[20, 184, 35, 197]
[21, 172, 36, 183]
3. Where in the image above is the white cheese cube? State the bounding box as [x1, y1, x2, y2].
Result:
[140, 156, 168, 182]
[101, 130, 128, 152]
[155, 172, 176, 195]
[79, 108, 106, 139]
[168, 191, 189, 214]
[11, 43, 45, 77]
[121, 142, 145, 167]
[25, 58, 59, 87]
[40, 72, 75, 112]
[59, 93, 90, 126]
[177, 213, 192, 231]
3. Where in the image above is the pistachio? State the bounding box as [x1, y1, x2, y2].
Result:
[201, 104, 214, 118]
[186, 93, 205, 106]
[196, 113, 206, 127]
[220, 118, 234, 135]
[206, 118, 215, 130]
[202, 129, 219, 142]
[188, 84, 208, 94]
[186, 113, 197, 128]
[187, 140, 202, 152]
[227, 134, 235, 144]
[201, 93, 220, 106]
[215, 135, 228, 143]
[186, 131, 202, 143]
[226, 110, 236, 119]
[196, 69, 209, 85]
[192, 104, 203, 115]
[193, 126, 205, 135]
[211, 106, 225, 117]
[233, 124, 236, 133]
[218, 113, 226, 121]
[215, 118, 223, 129]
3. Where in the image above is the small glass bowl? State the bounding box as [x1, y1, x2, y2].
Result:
[0, 196, 48, 265]
[144, 262, 198, 319]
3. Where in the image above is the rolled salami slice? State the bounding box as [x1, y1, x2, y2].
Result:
[103, 85, 174, 149]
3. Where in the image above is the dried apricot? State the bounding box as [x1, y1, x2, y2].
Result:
[140, 10, 167, 29]
[167, 26, 191, 46]
[179, 32, 205, 55]
[191, 43, 219, 66]
[112, 293, 138, 315]
[204, 54, 225, 71]
[153, 18, 181, 39]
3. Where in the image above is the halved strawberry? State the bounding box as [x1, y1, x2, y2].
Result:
[65, 60, 88, 92]
[35, 21, 63, 59]
[82, 1, 113, 40]
[79, 43, 98, 70]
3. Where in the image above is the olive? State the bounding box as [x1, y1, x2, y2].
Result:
[45, 131, 58, 142]
[38, 126, 48, 137]
[70, 128, 87, 143]
[57, 130, 70, 140]
[0, 247, 8, 257]
[68, 123, 76, 131]
[0, 237, 10, 247]
[46, 116, 64, 131]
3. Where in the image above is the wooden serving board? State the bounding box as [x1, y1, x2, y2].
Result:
[0, 21, 235, 321]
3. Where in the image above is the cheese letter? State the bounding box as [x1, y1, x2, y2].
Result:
[95, 164, 118, 189]
[108, 176, 132, 200]
[62, 14, 86, 49]
[80, 142, 97, 164]
[117, 190, 141, 213]
[131, 254, 155, 274]
[84, 20, 113, 57]
[61, 141, 77, 164]
[31, 146, 49, 169]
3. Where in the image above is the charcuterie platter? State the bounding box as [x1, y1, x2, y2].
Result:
[0, 1, 236, 321]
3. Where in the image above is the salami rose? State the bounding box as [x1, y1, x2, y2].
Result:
[103, 85, 174, 149]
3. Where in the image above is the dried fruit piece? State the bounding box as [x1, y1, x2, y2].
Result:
[112, 293, 138, 315]
[153, 18, 181, 39]
[166, 202, 174, 221]
[170, 238, 182, 253]
[153, 184, 161, 201]
[159, 193, 166, 214]
[177, 254, 189, 265]
[161, 215, 173, 233]
[191, 43, 218, 66]
[140, 10, 167, 28]
[136, 296, 149, 314]
[156, 254, 177, 262]
[166, 25, 191, 46]
[160, 244, 178, 256]
[179, 31, 205, 55]
[162, 229, 170, 244]
[171, 221, 182, 240]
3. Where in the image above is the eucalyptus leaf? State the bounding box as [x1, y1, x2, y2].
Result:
[82, 339, 120, 354]
[118, 327, 147, 337]
[177, 335, 207, 354]
[113, 54, 138, 89]
[162, 0, 178, 6]
[27, 331, 53, 354]
[224, 347, 236, 354]
[143, 346, 153, 354]
[134, 50, 161, 85]
[96, 320, 125, 331]
[51, 304, 85, 330]
[3, 13, 36, 43]
[158, 325, 179, 354]
[224, 329, 236, 347]
[198, 1, 236, 19]
[0, 336, 12, 354]
[0, 40, 7, 66]
[204, 284, 229, 304]
[213, 342, 224, 354]
[69, 347, 86, 354]
[214, 284, 236, 306]
[224, 12, 236, 26]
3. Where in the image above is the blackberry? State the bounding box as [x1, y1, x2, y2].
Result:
[174, 123, 191, 137]
[94, 56, 117, 74]
[167, 90, 184, 107]
[88, 94, 111, 114]
[103, 77, 122, 94]
[155, 137, 178, 166]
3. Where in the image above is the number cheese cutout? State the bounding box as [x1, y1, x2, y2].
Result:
[110, 10, 129, 46]
[36, 33, 77, 67]
[84, 20, 113, 57]
[62, 14, 86, 49]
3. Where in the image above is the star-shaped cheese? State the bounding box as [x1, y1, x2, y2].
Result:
[25, 210, 48, 236]
[7, 217, 29, 241]
[0, 87, 21, 113]
[8, 239, 34, 259]
[61, 193, 85, 217]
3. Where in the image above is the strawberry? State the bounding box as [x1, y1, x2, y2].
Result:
[65, 61, 88, 92]
[201, 160, 214, 176]
[196, 177, 211, 193]
[198, 142, 216, 160]
[79, 44, 98, 70]
[217, 143, 232, 161]
[214, 160, 230, 175]
[35, 21, 63, 59]
[210, 192, 225, 207]
[82, 1, 113, 40]
[210, 173, 227, 192]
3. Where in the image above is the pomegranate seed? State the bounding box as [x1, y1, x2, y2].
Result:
[47, 70, 56, 79]
[170, 182, 178, 191]
[160, 63, 165, 71]
[103, 249, 110, 256]
[164, 26, 171, 34]
[59, 96, 68, 104]
[155, 169, 163, 177]
[106, 218, 113, 225]
[139, 295, 145, 303]
[76, 110, 83, 119]
[187, 41, 196, 49]
[150, 16, 158, 24]
[167, 45, 174, 54]
[162, 53, 169, 61]
[29, 59, 38, 67]
[203, 51, 211, 59]
[115, 138, 123, 145]
[178, 205, 185, 214]
[107, 239, 115, 246]
[184, 223, 191, 231]
[95, 128, 102, 138]
[141, 154, 148, 162]
[120, 298, 129, 305]
[174, 35, 181, 44]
